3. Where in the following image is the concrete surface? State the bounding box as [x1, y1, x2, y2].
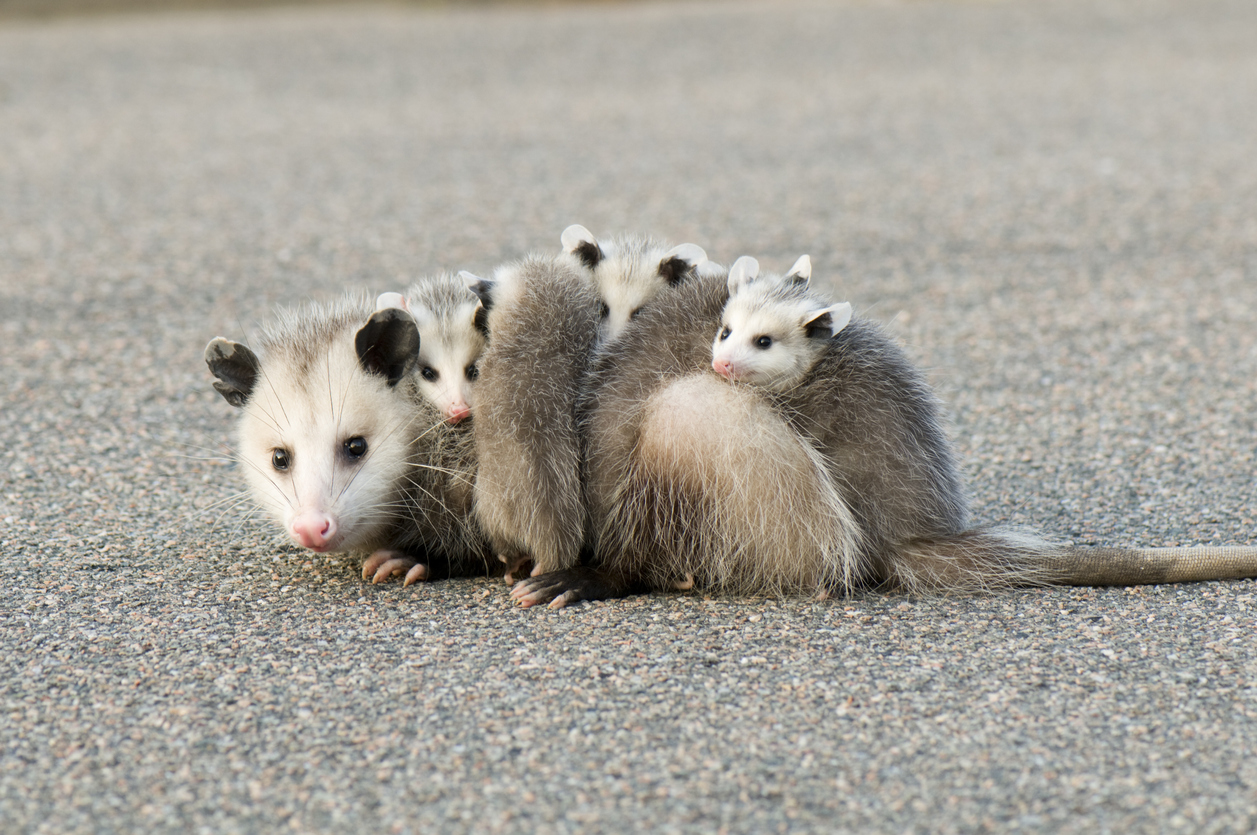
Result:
[2, 0, 1256, 831]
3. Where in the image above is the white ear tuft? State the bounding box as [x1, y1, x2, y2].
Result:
[664, 242, 707, 267]
[560, 224, 597, 254]
[804, 302, 853, 338]
[727, 256, 760, 295]
[786, 255, 812, 285]
[375, 292, 408, 312]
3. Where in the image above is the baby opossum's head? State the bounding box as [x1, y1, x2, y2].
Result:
[712, 255, 852, 392]
[376, 280, 485, 425]
[561, 224, 710, 343]
[205, 303, 421, 555]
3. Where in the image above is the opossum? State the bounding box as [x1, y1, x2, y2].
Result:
[375, 272, 486, 424]
[512, 269, 1257, 608]
[560, 224, 710, 343]
[204, 295, 490, 586]
[461, 255, 601, 581]
[711, 255, 853, 392]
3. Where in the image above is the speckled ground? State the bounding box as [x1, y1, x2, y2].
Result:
[2, 1, 1256, 832]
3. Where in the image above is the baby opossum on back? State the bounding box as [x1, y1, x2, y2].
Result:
[711, 255, 853, 391]
[462, 254, 601, 580]
[204, 295, 490, 584]
[561, 224, 711, 343]
[375, 272, 486, 425]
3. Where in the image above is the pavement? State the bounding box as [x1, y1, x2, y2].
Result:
[2, 0, 1256, 832]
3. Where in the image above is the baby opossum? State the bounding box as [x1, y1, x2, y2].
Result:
[512, 269, 1257, 608]
[204, 295, 490, 585]
[375, 272, 486, 424]
[461, 255, 601, 581]
[561, 224, 710, 343]
[711, 255, 853, 392]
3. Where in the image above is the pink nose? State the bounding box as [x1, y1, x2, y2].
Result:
[712, 357, 733, 379]
[291, 511, 337, 551]
[445, 401, 471, 424]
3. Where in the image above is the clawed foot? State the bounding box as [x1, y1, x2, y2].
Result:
[362, 549, 430, 586]
[508, 566, 635, 610]
[671, 573, 695, 591]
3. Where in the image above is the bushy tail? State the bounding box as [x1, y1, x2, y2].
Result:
[888, 529, 1257, 593]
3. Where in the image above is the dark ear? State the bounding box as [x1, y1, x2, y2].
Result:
[205, 338, 260, 408]
[561, 224, 603, 269]
[803, 302, 853, 340]
[459, 270, 495, 310]
[472, 300, 490, 337]
[657, 243, 708, 287]
[355, 309, 420, 387]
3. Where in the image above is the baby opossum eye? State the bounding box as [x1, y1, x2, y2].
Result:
[344, 436, 368, 459]
[420, 366, 439, 382]
[465, 363, 479, 381]
[271, 448, 291, 471]
[630, 306, 644, 321]
[718, 326, 731, 341]
[598, 302, 610, 320]
[754, 335, 773, 350]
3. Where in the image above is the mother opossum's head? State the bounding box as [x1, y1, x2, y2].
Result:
[204, 307, 421, 555]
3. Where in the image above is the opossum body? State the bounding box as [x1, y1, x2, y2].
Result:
[204, 296, 491, 584]
[561, 224, 710, 344]
[711, 255, 853, 392]
[376, 273, 486, 425]
[514, 270, 1257, 608]
[463, 255, 601, 579]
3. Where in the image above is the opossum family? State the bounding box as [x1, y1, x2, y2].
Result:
[205, 227, 1257, 606]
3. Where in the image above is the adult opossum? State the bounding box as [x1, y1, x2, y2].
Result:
[203, 295, 490, 585]
[513, 267, 1257, 607]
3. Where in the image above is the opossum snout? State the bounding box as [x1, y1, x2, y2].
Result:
[291, 510, 338, 552]
[712, 356, 734, 379]
[445, 400, 472, 424]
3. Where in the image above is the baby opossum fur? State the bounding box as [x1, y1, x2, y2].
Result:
[375, 272, 487, 425]
[462, 255, 601, 580]
[561, 224, 710, 344]
[204, 294, 491, 585]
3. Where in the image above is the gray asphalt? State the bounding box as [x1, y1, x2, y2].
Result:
[3, 1, 1257, 832]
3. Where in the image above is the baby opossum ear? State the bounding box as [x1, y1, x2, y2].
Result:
[355, 309, 420, 387]
[204, 338, 260, 408]
[561, 224, 603, 269]
[784, 255, 812, 289]
[727, 256, 760, 295]
[459, 271, 495, 310]
[803, 302, 853, 339]
[375, 291, 409, 313]
[658, 243, 708, 287]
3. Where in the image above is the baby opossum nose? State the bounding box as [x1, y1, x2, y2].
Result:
[291, 511, 338, 551]
[712, 357, 733, 379]
[445, 401, 471, 424]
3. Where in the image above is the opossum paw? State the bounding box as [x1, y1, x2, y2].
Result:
[362, 549, 421, 584]
[509, 567, 635, 608]
[671, 573, 695, 591]
[403, 563, 430, 586]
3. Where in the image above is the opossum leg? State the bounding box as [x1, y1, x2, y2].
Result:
[510, 566, 640, 609]
[362, 549, 424, 584]
[499, 549, 534, 585]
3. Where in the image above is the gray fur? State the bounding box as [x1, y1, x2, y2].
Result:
[472, 255, 601, 576]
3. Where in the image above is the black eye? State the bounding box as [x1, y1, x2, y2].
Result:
[271, 449, 291, 471]
[719, 327, 731, 341]
[465, 363, 479, 381]
[599, 302, 610, 320]
[630, 306, 643, 321]
[754, 335, 773, 350]
[344, 436, 368, 459]
[421, 366, 438, 382]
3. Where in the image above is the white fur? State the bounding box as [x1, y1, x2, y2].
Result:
[237, 326, 417, 555]
[563, 227, 709, 343]
[712, 255, 852, 392]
